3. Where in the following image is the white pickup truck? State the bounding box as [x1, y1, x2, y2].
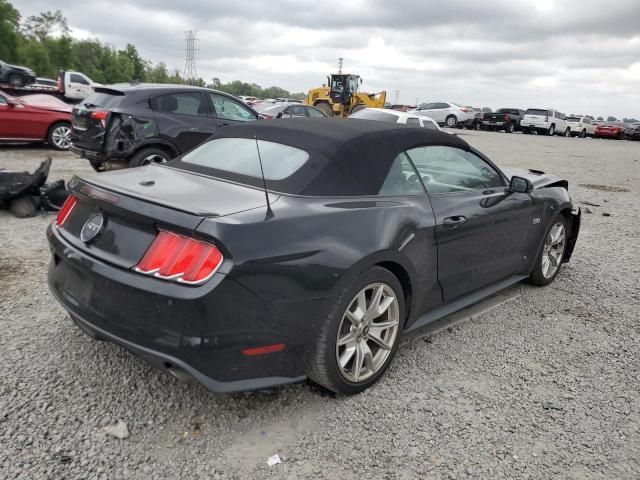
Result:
[521, 108, 570, 136]
[0, 70, 101, 103]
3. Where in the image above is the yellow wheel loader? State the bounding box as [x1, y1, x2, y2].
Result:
[305, 73, 386, 117]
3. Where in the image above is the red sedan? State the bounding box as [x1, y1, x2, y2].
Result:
[0, 92, 72, 150]
[594, 122, 625, 140]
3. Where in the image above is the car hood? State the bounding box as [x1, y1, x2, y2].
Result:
[19, 94, 72, 113]
[6, 63, 34, 74]
[80, 164, 278, 217]
[501, 167, 566, 189]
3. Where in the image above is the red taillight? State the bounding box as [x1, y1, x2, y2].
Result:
[134, 231, 223, 285]
[262, 113, 274, 120]
[56, 195, 77, 227]
[90, 111, 108, 120]
[241, 343, 286, 356]
[504, 113, 510, 121]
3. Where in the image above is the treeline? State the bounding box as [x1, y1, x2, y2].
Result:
[0, 0, 305, 99]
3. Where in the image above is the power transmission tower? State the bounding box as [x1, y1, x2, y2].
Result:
[183, 30, 199, 84]
[338, 57, 344, 74]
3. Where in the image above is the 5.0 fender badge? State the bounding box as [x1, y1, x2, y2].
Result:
[80, 213, 105, 243]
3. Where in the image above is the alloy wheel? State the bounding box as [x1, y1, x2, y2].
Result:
[335, 283, 400, 383]
[541, 222, 566, 279]
[51, 125, 72, 150]
[141, 154, 168, 165]
[446, 116, 457, 128]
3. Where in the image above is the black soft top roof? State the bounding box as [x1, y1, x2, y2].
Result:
[175, 118, 470, 196]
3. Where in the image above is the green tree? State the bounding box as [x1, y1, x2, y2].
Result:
[0, 0, 21, 62]
[22, 10, 69, 42]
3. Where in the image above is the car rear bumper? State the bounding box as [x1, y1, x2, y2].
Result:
[70, 145, 105, 161]
[47, 224, 312, 393]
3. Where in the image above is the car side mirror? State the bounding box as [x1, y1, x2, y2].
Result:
[5, 98, 18, 107]
[509, 176, 533, 193]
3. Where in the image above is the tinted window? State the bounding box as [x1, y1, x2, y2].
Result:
[69, 74, 89, 85]
[150, 92, 208, 116]
[421, 103, 439, 110]
[567, 117, 581, 122]
[287, 105, 307, 117]
[306, 106, 325, 117]
[525, 109, 550, 116]
[406, 146, 504, 194]
[209, 93, 257, 122]
[349, 109, 399, 122]
[406, 117, 420, 125]
[0, 96, 6, 105]
[182, 138, 308, 180]
[379, 154, 425, 196]
[82, 92, 127, 109]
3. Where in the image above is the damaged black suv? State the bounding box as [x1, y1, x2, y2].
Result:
[70, 84, 260, 171]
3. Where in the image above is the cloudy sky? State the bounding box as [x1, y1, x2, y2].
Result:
[17, 0, 640, 118]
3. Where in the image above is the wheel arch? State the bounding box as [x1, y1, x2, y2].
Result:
[375, 260, 413, 325]
[130, 140, 179, 160]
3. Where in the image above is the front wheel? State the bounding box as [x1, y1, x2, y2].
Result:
[581, 129, 587, 138]
[528, 216, 568, 286]
[564, 128, 571, 137]
[445, 115, 458, 128]
[314, 102, 334, 117]
[307, 267, 405, 394]
[548, 124, 555, 136]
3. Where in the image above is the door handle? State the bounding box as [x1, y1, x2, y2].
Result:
[443, 216, 467, 228]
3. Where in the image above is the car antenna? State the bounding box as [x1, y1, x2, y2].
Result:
[254, 135, 274, 219]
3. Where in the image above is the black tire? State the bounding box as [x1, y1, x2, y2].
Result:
[128, 147, 172, 168]
[349, 104, 366, 116]
[47, 122, 72, 150]
[314, 102, 334, 117]
[9, 195, 41, 218]
[580, 129, 587, 138]
[307, 266, 405, 395]
[564, 128, 571, 137]
[548, 124, 555, 136]
[506, 122, 515, 133]
[8, 73, 24, 87]
[475, 122, 481, 131]
[445, 115, 458, 128]
[528, 215, 568, 286]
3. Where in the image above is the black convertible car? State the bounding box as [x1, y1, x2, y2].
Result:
[48, 119, 580, 394]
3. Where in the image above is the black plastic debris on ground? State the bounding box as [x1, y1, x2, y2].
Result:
[0, 158, 68, 218]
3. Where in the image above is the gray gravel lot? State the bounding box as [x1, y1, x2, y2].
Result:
[1, 132, 639, 479]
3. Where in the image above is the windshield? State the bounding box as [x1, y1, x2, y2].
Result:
[566, 117, 581, 122]
[181, 138, 309, 180]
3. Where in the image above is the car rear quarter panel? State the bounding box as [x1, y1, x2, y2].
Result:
[196, 194, 441, 328]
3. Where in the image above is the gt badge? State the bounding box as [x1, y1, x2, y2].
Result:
[80, 213, 105, 243]
[532, 218, 541, 224]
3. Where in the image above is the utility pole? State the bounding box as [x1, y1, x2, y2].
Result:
[394, 90, 399, 104]
[183, 30, 199, 84]
[338, 57, 344, 74]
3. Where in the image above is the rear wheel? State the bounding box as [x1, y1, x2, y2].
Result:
[580, 129, 587, 138]
[528, 216, 567, 286]
[8, 73, 24, 87]
[445, 115, 458, 128]
[307, 266, 405, 394]
[506, 122, 515, 133]
[128, 147, 172, 168]
[47, 122, 72, 150]
[314, 102, 334, 117]
[548, 124, 555, 136]
[564, 127, 571, 137]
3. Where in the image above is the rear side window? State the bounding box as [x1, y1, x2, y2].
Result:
[526, 109, 550, 116]
[421, 120, 438, 130]
[306, 106, 325, 117]
[150, 92, 208, 116]
[406, 117, 420, 125]
[181, 138, 308, 180]
[349, 109, 399, 122]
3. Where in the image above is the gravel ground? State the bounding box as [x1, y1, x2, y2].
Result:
[1, 133, 639, 479]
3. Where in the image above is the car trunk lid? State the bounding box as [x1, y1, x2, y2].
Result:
[59, 167, 275, 269]
[71, 87, 127, 150]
